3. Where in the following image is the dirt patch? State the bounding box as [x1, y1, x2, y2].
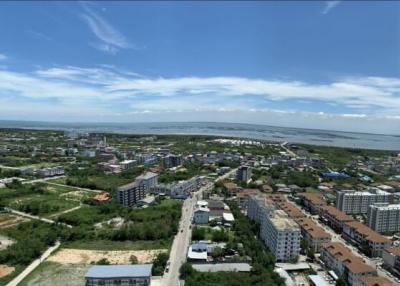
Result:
[60, 191, 90, 201]
[0, 214, 29, 228]
[0, 264, 15, 278]
[47, 248, 167, 265]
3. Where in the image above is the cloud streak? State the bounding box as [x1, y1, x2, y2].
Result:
[0, 54, 7, 61]
[80, 2, 131, 54]
[322, 1, 341, 14]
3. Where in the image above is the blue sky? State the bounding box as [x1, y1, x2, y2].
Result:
[0, 1, 399, 134]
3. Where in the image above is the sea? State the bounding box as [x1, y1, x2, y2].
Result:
[0, 121, 399, 151]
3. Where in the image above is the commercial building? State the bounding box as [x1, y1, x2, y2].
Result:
[151, 176, 204, 198]
[320, 242, 377, 286]
[85, 264, 152, 286]
[295, 217, 331, 253]
[336, 189, 393, 215]
[117, 180, 146, 207]
[236, 165, 252, 182]
[342, 221, 391, 257]
[298, 193, 326, 214]
[277, 201, 306, 219]
[367, 203, 400, 233]
[319, 205, 355, 232]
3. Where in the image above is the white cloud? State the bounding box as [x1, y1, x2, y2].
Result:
[0, 65, 399, 134]
[80, 2, 131, 54]
[1, 66, 400, 114]
[322, 1, 341, 14]
[0, 54, 7, 61]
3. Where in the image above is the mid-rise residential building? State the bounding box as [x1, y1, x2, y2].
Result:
[342, 221, 391, 257]
[382, 247, 400, 276]
[236, 165, 252, 182]
[116, 180, 146, 207]
[336, 189, 393, 214]
[276, 201, 306, 219]
[367, 203, 400, 234]
[151, 176, 204, 198]
[136, 172, 158, 192]
[320, 242, 377, 286]
[261, 209, 301, 262]
[161, 154, 182, 169]
[295, 217, 331, 253]
[85, 264, 152, 286]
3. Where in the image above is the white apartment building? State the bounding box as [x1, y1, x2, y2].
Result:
[261, 210, 301, 262]
[367, 203, 400, 233]
[247, 195, 300, 262]
[336, 189, 392, 214]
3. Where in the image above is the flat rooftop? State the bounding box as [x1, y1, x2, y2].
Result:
[85, 264, 153, 279]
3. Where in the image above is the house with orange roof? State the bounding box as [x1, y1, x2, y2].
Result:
[343, 221, 391, 257]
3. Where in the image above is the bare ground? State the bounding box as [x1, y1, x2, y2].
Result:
[47, 248, 167, 265]
[0, 264, 15, 278]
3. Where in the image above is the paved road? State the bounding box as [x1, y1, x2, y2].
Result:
[45, 182, 103, 193]
[48, 204, 82, 218]
[22, 175, 66, 185]
[162, 188, 203, 286]
[280, 142, 297, 157]
[5, 208, 73, 228]
[6, 241, 61, 286]
[295, 202, 398, 284]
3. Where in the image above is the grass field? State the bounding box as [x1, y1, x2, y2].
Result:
[19, 262, 89, 286]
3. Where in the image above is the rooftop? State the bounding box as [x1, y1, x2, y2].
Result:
[85, 264, 152, 279]
[345, 221, 390, 243]
[192, 263, 251, 272]
[295, 217, 331, 238]
[322, 242, 376, 274]
[361, 276, 394, 286]
[320, 206, 355, 222]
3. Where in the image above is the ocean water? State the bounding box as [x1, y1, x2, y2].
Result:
[0, 121, 399, 151]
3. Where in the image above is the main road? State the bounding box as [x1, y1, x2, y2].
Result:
[161, 169, 236, 286]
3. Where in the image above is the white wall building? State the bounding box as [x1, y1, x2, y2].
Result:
[247, 195, 300, 262]
[336, 189, 392, 214]
[367, 203, 400, 233]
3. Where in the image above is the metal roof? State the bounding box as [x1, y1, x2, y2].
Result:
[85, 264, 153, 279]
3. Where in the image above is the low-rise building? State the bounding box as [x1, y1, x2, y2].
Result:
[382, 247, 400, 275]
[367, 203, 400, 233]
[223, 182, 239, 196]
[85, 264, 152, 286]
[342, 221, 391, 257]
[36, 166, 65, 177]
[319, 205, 355, 232]
[193, 207, 210, 224]
[360, 276, 394, 286]
[320, 242, 377, 286]
[298, 193, 326, 214]
[236, 188, 262, 209]
[295, 217, 331, 252]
